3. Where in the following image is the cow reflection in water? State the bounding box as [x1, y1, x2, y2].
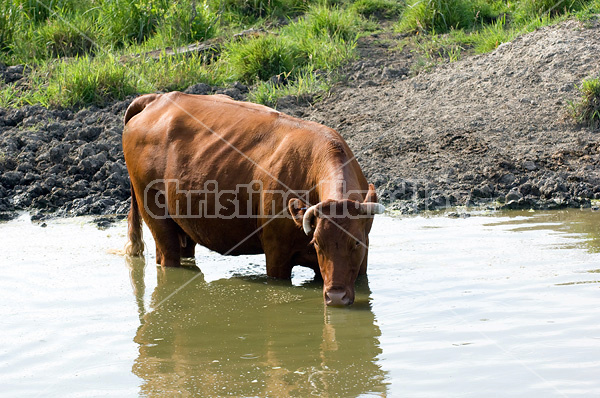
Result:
[126, 257, 387, 397]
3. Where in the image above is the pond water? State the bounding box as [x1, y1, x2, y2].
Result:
[1, 209, 600, 397]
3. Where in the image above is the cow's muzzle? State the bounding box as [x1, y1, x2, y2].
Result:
[324, 288, 354, 306]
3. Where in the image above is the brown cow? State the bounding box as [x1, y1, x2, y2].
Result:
[122, 92, 384, 305]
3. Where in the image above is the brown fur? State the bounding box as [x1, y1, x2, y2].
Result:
[124, 94, 158, 125]
[124, 184, 144, 256]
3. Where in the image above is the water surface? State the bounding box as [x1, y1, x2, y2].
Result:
[1, 210, 600, 397]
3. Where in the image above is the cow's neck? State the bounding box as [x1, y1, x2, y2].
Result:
[314, 158, 363, 204]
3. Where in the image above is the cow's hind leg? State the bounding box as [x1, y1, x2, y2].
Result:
[147, 217, 182, 267]
[155, 227, 195, 263]
[150, 222, 196, 266]
[139, 188, 183, 267]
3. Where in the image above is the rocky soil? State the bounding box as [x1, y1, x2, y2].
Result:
[1, 18, 600, 220]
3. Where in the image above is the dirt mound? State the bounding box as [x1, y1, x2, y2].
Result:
[1, 18, 600, 218]
[283, 18, 600, 211]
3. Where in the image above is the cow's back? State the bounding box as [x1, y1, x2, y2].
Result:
[123, 92, 325, 254]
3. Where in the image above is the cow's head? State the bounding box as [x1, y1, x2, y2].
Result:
[289, 184, 385, 306]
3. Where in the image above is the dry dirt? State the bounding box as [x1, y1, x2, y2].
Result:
[280, 17, 600, 212]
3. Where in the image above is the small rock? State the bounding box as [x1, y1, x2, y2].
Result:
[16, 162, 33, 173]
[79, 126, 102, 142]
[358, 80, 378, 88]
[269, 74, 287, 86]
[382, 67, 404, 79]
[471, 184, 493, 198]
[519, 183, 532, 196]
[92, 216, 115, 229]
[222, 87, 242, 100]
[505, 190, 523, 202]
[447, 212, 470, 219]
[0, 212, 17, 221]
[499, 173, 516, 185]
[523, 161, 537, 171]
[30, 212, 45, 221]
[184, 83, 211, 95]
[1, 171, 24, 189]
[7, 64, 24, 74]
[232, 81, 248, 93]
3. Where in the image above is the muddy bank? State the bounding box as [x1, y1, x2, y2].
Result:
[0, 102, 130, 219]
[0, 83, 246, 220]
[1, 18, 600, 219]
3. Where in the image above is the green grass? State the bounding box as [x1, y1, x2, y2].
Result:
[225, 35, 306, 83]
[0, 1, 18, 52]
[223, 4, 363, 91]
[0, 2, 363, 108]
[397, 0, 497, 33]
[98, 0, 160, 47]
[157, 1, 220, 43]
[0, 0, 599, 109]
[424, 14, 518, 56]
[515, 0, 592, 21]
[470, 14, 517, 53]
[46, 55, 140, 107]
[209, 0, 310, 23]
[349, 0, 405, 19]
[14, 0, 83, 23]
[129, 53, 222, 93]
[248, 68, 331, 106]
[569, 77, 600, 129]
[298, 4, 367, 41]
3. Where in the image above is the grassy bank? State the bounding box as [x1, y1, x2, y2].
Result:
[0, 0, 599, 109]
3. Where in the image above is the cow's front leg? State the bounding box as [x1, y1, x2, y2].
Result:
[265, 249, 293, 279]
[179, 232, 196, 258]
[156, 247, 163, 265]
[359, 248, 368, 275]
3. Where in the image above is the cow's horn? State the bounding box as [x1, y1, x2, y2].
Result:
[359, 203, 385, 215]
[302, 204, 319, 235]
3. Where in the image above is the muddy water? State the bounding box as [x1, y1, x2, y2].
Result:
[1, 210, 600, 397]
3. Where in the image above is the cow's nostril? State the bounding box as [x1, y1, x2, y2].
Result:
[325, 291, 350, 306]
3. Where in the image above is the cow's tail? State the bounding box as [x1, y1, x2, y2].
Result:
[124, 93, 159, 125]
[124, 184, 144, 257]
[123, 94, 158, 256]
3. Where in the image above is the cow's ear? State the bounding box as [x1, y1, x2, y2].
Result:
[288, 198, 306, 228]
[364, 183, 378, 203]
